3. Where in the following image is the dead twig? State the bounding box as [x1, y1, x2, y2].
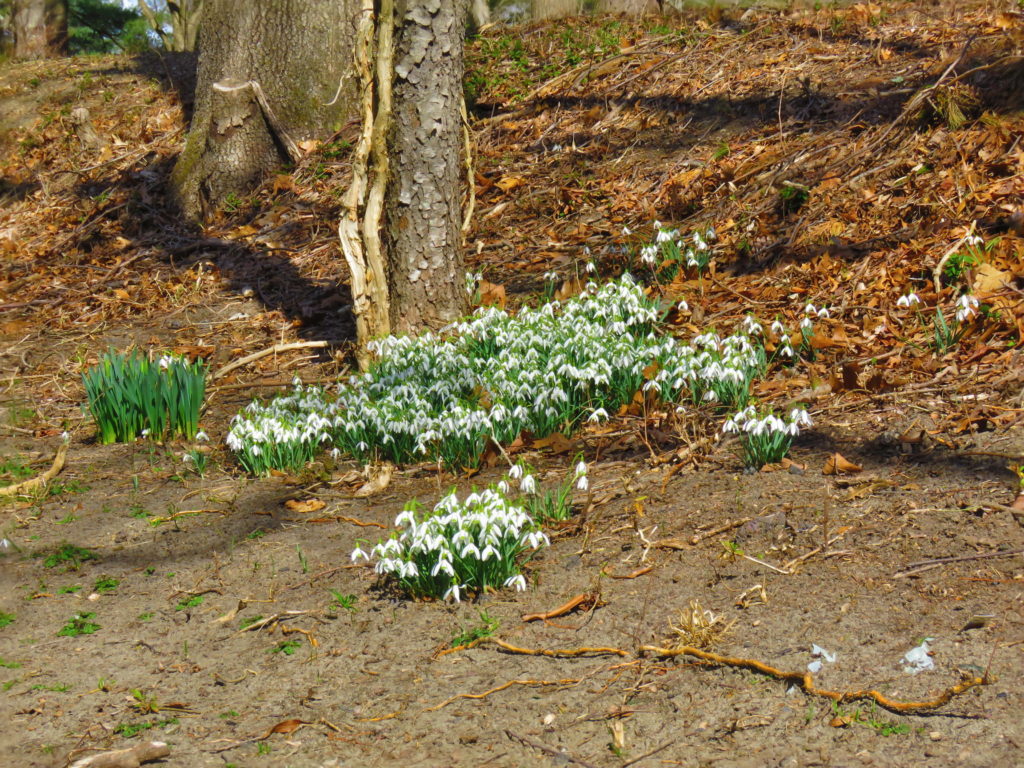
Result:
[894, 548, 1024, 578]
[425, 678, 581, 712]
[504, 729, 600, 768]
[211, 341, 329, 380]
[70, 741, 170, 768]
[932, 221, 976, 294]
[642, 645, 988, 714]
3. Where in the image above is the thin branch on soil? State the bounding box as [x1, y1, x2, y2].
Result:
[601, 565, 653, 579]
[894, 548, 1024, 578]
[620, 739, 676, 767]
[425, 678, 582, 712]
[0, 442, 67, 497]
[641, 645, 989, 714]
[690, 516, 752, 545]
[211, 341, 329, 380]
[504, 730, 600, 768]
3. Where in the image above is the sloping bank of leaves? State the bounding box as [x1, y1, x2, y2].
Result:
[227, 275, 778, 475]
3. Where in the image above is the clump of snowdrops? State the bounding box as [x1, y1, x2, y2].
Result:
[723, 406, 813, 469]
[82, 349, 206, 444]
[351, 459, 588, 602]
[228, 275, 788, 475]
[896, 290, 980, 355]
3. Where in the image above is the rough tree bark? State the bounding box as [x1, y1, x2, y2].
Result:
[11, 0, 67, 59]
[342, 0, 469, 364]
[385, 0, 469, 333]
[137, 0, 203, 52]
[170, 0, 355, 220]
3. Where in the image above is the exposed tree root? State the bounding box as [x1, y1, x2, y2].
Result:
[641, 645, 989, 714]
[438, 636, 629, 659]
[0, 442, 67, 498]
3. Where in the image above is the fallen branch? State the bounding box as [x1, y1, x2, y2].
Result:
[425, 678, 581, 712]
[0, 442, 67, 497]
[70, 741, 169, 768]
[211, 341, 328, 381]
[641, 645, 988, 714]
[690, 516, 752, 545]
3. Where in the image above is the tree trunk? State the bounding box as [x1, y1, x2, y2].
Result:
[384, 0, 468, 334]
[170, 0, 355, 221]
[531, 0, 578, 21]
[138, 0, 203, 52]
[12, 0, 67, 59]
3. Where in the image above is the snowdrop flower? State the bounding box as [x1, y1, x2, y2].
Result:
[575, 460, 587, 477]
[60, 431, 70, 443]
[576, 474, 589, 491]
[955, 293, 979, 323]
[504, 574, 527, 591]
[544, 271, 559, 282]
[677, 300, 690, 313]
[195, 430, 209, 442]
[432, 559, 455, 578]
[351, 544, 369, 563]
[804, 303, 817, 316]
[800, 317, 814, 331]
[817, 307, 830, 319]
[497, 480, 509, 494]
[588, 408, 609, 423]
[896, 293, 920, 308]
[640, 244, 658, 265]
[586, 261, 597, 274]
[622, 226, 632, 236]
[520, 474, 537, 494]
[444, 583, 462, 603]
[771, 320, 786, 335]
[509, 463, 523, 480]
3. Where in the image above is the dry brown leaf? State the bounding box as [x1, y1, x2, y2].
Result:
[823, 453, 862, 475]
[354, 463, 393, 498]
[477, 279, 506, 309]
[495, 175, 526, 192]
[261, 718, 310, 738]
[531, 432, 576, 455]
[284, 498, 326, 514]
[972, 263, 1012, 295]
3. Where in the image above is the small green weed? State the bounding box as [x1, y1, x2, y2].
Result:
[329, 590, 357, 614]
[47, 479, 89, 496]
[93, 576, 119, 594]
[175, 595, 204, 611]
[247, 529, 265, 540]
[0, 455, 33, 483]
[451, 609, 500, 648]
[0, 657, 21, 669]
[779, 183, 810, 215]
[41, 543, 98, 570]
[31, 682, 71, 692]
[55, 513, 78, 525]
[0, 611, 14, 629]
[239, 615, 264, 630]
[296, 545, 309, 574]
[137, 612, 154, 622]
[184, 449, 208, 478]
[220, 709, 239, 719]
[114, 717, 178, 738]
[131, 688, 159, 713]
[58, 612, 100, 637]
[256, 741, 272, 755]
[268, 640, 302, 655]
[58, 584, 82, 594]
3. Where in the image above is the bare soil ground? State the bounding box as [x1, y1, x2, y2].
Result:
[2, 3, 1024, 767]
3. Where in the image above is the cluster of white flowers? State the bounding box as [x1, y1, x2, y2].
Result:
[723, 406, 812, 437]
[896, 292, 921, 308]
[635, 221, 716, 272]
[723, 406, 813, 468]
[351, 487, 549, 602]
[955, 293, 979, 323]
[228, 275, 816, 474]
